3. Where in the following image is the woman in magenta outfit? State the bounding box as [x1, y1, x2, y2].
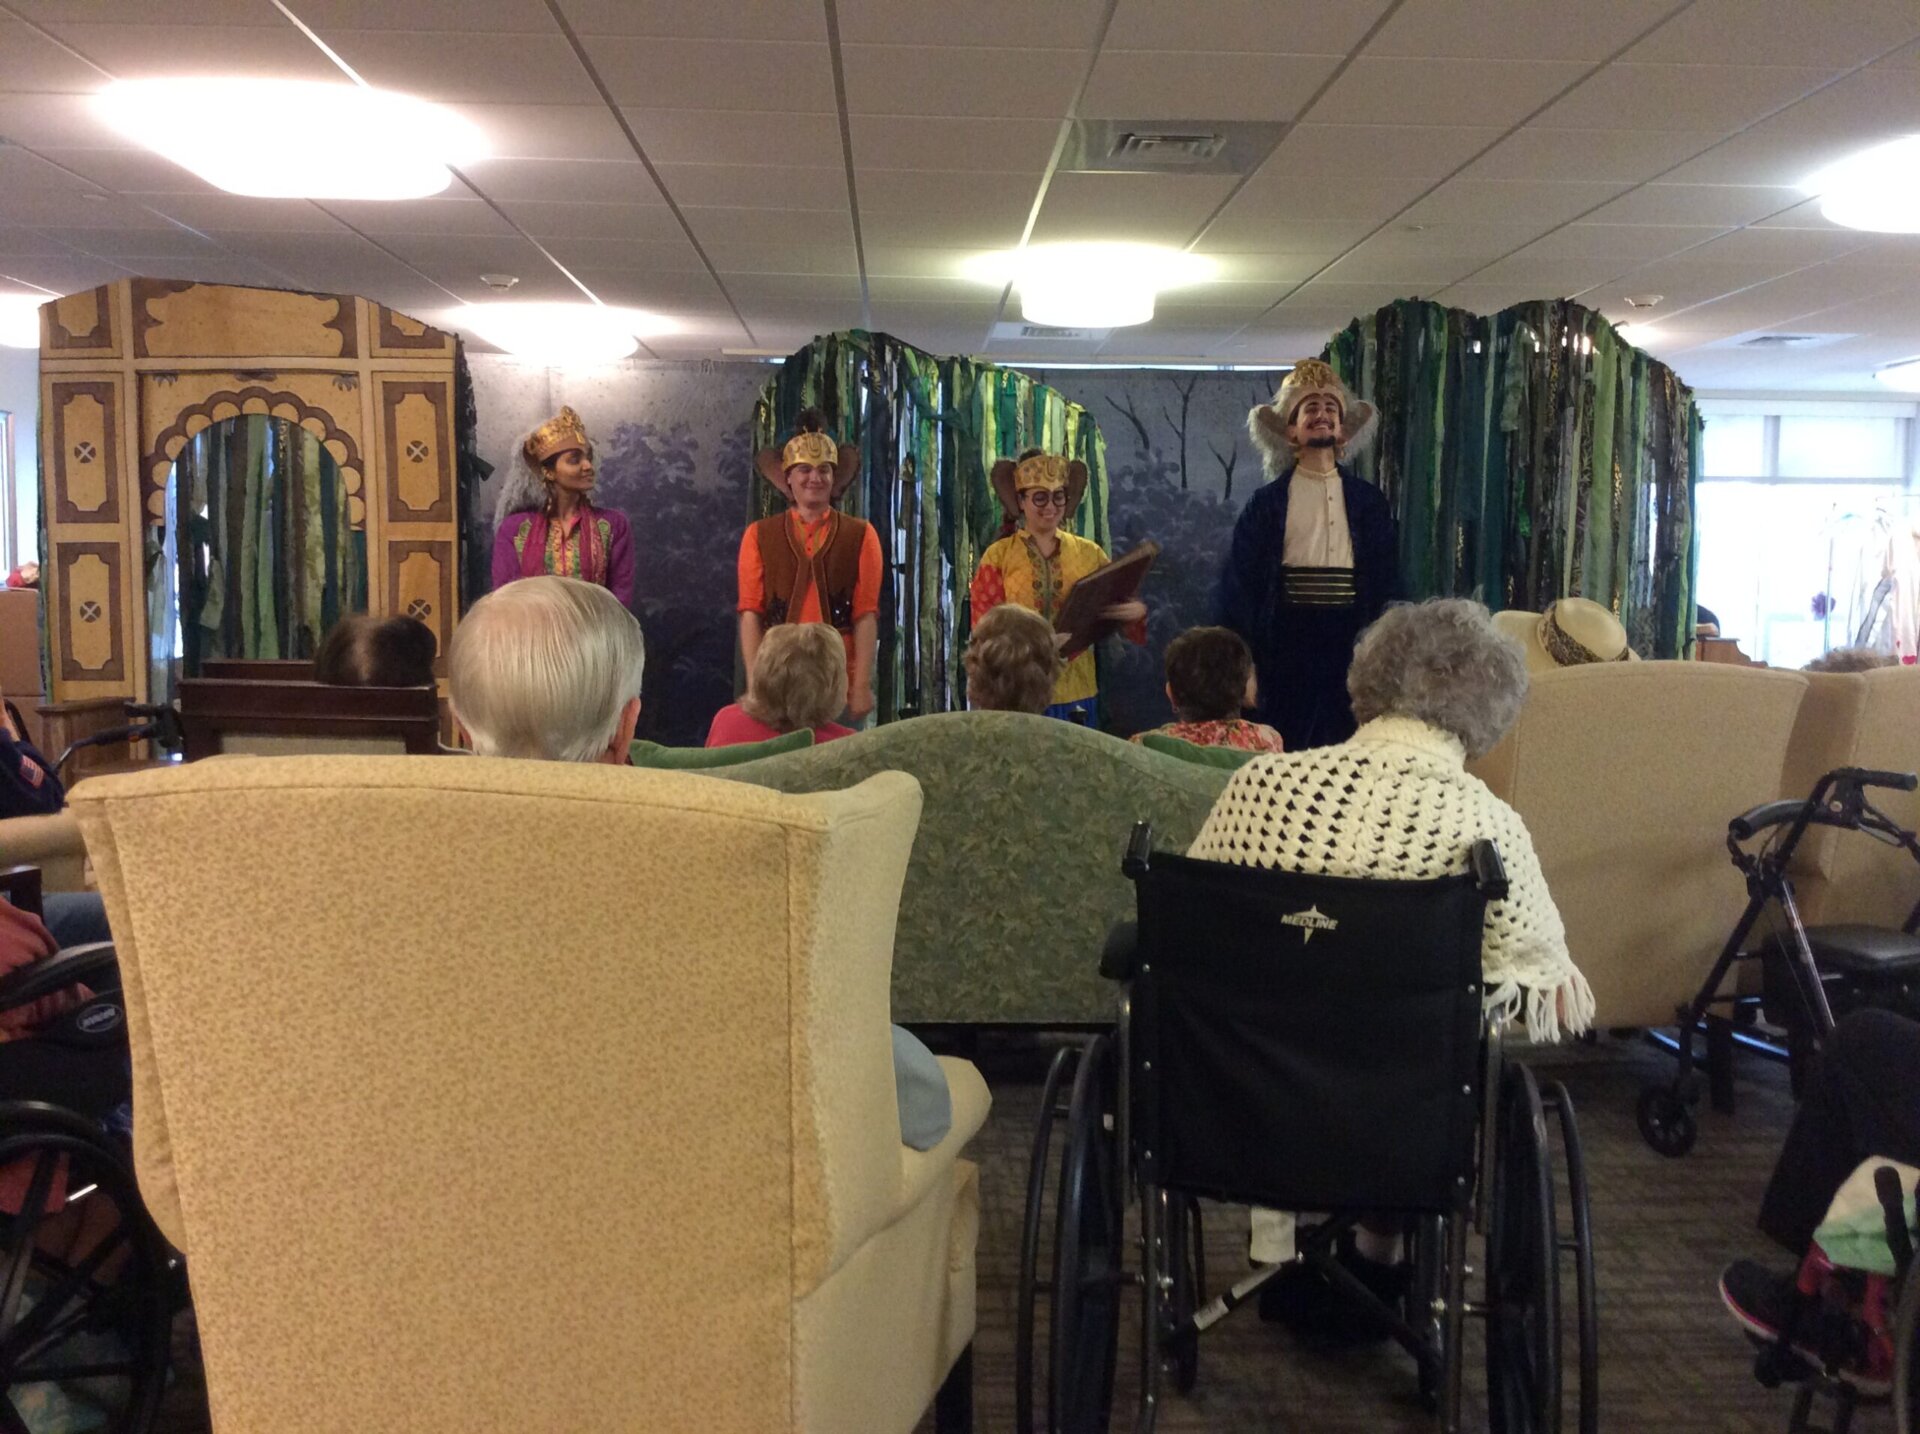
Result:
[490, 405, 634, 607]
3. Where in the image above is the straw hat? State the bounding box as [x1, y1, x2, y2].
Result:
[1492, 598, 1640, 676]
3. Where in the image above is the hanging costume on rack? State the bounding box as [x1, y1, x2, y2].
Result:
[737, 410, 882, 721]
[970, 451, 1146, 727]
[1214, 360, 1399, 751]
[491, 406, 635, 606]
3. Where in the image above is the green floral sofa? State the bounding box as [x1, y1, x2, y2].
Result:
[715, 711, 1230, 1024]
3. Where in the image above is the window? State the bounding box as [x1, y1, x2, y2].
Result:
[1694, 399, 1917, 666]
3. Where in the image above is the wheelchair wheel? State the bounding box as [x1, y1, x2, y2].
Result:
[1165, 1195, 1202, 1395]
[1015, 1044, 1079, 1434]
[1049, 1033, 1122, 1434]
[1543, 1081, 1598, 1434]
[0, 1107, 174, 1434]
[1636, 1084, 1697, 1158]
[1487, 1066, 1562, 1434]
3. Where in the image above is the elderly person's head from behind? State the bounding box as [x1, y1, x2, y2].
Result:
[1347, 598, 1528, 759]
[1805, 645, 1896, 674]
[743, 623, 847, 734]
[314, 614, 438, 688]
[965, 604, 1060, 714]
[448, 576, 645, 764]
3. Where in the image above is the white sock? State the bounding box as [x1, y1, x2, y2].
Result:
[1249, 1207, 1296, 1263]
[1355, 1227, 1401, 1266]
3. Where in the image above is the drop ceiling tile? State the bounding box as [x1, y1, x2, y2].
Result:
[841, 44, 1084, 119]
[46, 225, 225, 260]
[30, 23, 342, 79]
[1624, 0, 1920, 66]
[848, 114, 1063, 172]
[1370, 0, 1681, 60]
[1276, 124, 1503, 179]
[1404, 179, 1627, 228]
[1425, 281, 1558, 313]
[403, 105, 625, 164]
[1287, 279, 1433, 315]
[1357, 220, 1558, 260]
[866, 275, 1001, 304]
[319, 198, 516, 239]
[1028, 172, 1241, 246]
[682, 206, 854, 249]
[1195, 212, 1376, 254]
[1315, 58, 1592, 128]
[298, 0, 552, 29]
[1662, 129, 1878, 189]
[654, 164, 847, 210]
[587, 37, 834, 110]
[501, 202, 689, 242]
[1582, 183, 1807, 228]
[1206, 170, 1431, 231]
[1197, 251, 1341, 283]
[860, 208, 1025, 249]
[325, 32, 586, 102]
[1514, 222, 1730, 264]
[558, 269, 727, 305]
[1316, 245, 1486, 289]
[621, 108, 843, 169]
[1583, 256, 1791, 310]
[18, 147, 213, 196]
[1464, 127, 1724, 183]
[705, 241, 860, 275]
[735, 298, 865, 331]
[0, 227, 90, 259]
[858, 169, 1040, 215]
[0, 95, 127, 151]
[724, 273, 865, 304]
[141, 195, 342, 233]
[1534, 64, 1833, 131]
[10, 0, 273, 22]
[1685, 226, 1881, 267]
[1453, 254, 1614, 296]
[461, 158, 661, 205]
[836, 0, 1106, 46]
[0, 18, 109, 90]
[562, 0, 821, 40]
[1106, 0, 1392, 55]
[0, 188, 179, 231]
[375, 233, 549, 272]
[0, 257, 126, 295]
[1080, 50, 1342, 123]
[1145, 279, 1294, 310]
[541, 235, 709, 271]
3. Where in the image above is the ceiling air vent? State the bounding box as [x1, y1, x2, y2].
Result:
[990, 321, 1109, 343]
[1061, 119, 1288, 176]
[1738, 334, 1820, 348]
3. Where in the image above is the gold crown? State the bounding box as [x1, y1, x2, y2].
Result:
[781, 430, 840, 469]
[1014, 453, 1069, 492]
[525, 406, 591, 465]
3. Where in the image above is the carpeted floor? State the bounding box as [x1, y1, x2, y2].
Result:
[150, 1035, 1851, 1433]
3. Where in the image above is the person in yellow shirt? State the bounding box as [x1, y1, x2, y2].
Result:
[969, 448, 1145, 726]
[737, 410, 881, 721]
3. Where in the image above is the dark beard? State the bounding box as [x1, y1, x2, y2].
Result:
[1305, 435, 1338, 449]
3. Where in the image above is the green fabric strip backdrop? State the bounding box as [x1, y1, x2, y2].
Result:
[753, 331, 1110, 723]
[1324, 298, 1702, 658]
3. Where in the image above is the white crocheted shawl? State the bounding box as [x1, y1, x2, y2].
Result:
[1188, 715, 1596, 1043]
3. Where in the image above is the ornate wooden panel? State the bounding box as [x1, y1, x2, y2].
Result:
[388, 540, 454, 676]
[53, 542, 125, 685]
[372, 307, 456, 358]
[132, 280, 356, 360]
[45, 378, 122, 525]
[42, 286, 117, 354]
[377, 376, 454, 524]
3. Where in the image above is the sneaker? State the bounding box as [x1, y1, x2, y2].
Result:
[1719, 1256, 1892, 1396]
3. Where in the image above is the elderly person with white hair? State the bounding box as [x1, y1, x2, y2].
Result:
[1187, 597, 1593, 1335]
[447, 575, 953, 1151]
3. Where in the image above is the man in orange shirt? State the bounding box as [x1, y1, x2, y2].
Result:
[737, 409, 882, 721]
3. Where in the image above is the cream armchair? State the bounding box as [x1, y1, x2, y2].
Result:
[71, 756, 987, 1434]
[1469, 661, 1809, 1028]
[0, 809, 87, 891]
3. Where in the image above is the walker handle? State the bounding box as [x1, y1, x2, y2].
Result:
[1729, 800, 1809, 842]
[1835, 767, 1918, 793]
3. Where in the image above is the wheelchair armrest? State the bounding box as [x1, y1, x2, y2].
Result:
[1729, 800, 1813, 842]
[1470, 840, 1508, 901]
[0, 941, 117, 1013]
[1099, 920, 1138, 982]
[0, 864, 42, 920]
[1122, 821, 1154, 880]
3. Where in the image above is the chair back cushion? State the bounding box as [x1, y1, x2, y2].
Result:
[1816, 667, 1920, 929]
[70, 756, 921, 1434]
[1137, 731, 1262, 770]
[1134, 853, 1485, 1211]
[1468, 661, 1807, 1027]
[629, 728, 811, 769]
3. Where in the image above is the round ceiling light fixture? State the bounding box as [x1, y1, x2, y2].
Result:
[95, 78, 487, 200]
[447, 303, 676, 365]
[1874, 357, 1920, 393]
[1806, 136, 1920, 232]
[965, 243, 1215, 329]
[0, 294, 43, 349]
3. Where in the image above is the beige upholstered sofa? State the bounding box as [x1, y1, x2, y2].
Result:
[1469, 661, 1810, 1029]
[72, 756, 986, 1434]
[1780, 665, 1920, 930]
[0, 809, 87, 891]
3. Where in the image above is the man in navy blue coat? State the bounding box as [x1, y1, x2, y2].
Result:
[1213, 360, 1400, 751]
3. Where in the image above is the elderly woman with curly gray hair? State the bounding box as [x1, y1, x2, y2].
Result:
[1189, 597, 1594, 1329]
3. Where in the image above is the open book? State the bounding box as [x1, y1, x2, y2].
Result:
[1054, 541, 1159, 660]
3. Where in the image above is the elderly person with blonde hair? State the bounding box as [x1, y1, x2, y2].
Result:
[448, 577, 952, 1151]
[707, 623, 854, 748]
[1189, 598, 1593, 1329]
[963, 604, 1061, 714]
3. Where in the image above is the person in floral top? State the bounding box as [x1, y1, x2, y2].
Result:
[1132, 625, 1284, 753]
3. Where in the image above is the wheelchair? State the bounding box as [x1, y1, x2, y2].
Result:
[0, 900, 181, 1431]
[1016, 825, 1597, 1434]
[1639, 766, 1920, 1158]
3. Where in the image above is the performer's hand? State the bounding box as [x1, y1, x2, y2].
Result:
[847, 685, 875, 722]
[1102, 600, 1147, 624]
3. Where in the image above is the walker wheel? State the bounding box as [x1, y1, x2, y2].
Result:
[1636, 1086, 1697, 1157]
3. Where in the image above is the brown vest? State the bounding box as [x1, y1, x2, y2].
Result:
[754, 511, 868, 633]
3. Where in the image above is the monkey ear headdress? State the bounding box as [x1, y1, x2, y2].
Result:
[989, 451, 1089, 520]
[754, 408, 861, 501]
[1247, 358, 1378, 473]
